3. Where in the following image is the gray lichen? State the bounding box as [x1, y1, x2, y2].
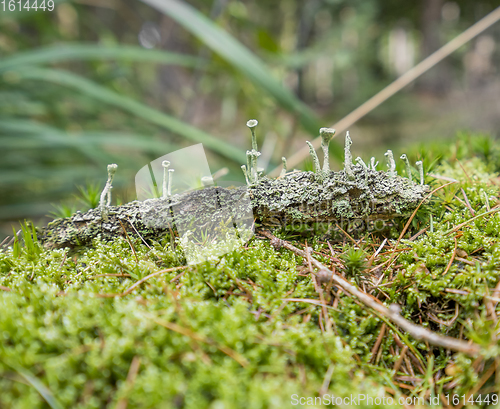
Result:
[306, 141, 321, 174]
[162, 160, 170, 198]
[416, 160, 424, 185]
[41, 166, 429, 248]
[99, 164, 117, 220]
[344, 132, 354, 180]
[280, 157, 287, 178]
[400, 154, 412, 182]
[40, 125, 430, 249]
[320, 127, 336, 173]
[385, 150, 396, 177]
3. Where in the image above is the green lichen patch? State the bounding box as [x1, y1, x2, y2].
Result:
[251, 165, 429, 227]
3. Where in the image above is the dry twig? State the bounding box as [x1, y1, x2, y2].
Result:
[260, 230, 481, 356]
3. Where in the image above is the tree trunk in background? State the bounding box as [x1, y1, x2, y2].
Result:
[295, 0, 321, 101]
[419, 0, 451, 95]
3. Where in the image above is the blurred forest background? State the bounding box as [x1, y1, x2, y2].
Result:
[0, 0, 499, 239]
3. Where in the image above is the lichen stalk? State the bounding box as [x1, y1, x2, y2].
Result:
[416, 161, 424, 185]
[280, 157, 287, 178]
[385, 150, 396, 177]
[246, 151, 253, 183]
[162, 161, 170, 198]
[400, 154, 412, 182]
[370, 157, 378, 170]
[201, 176, 212, 187]
[251, 150, 261, 182]
[246, 119, 259, 152]
[344, 132, 354, 180]
[356, 157, 368, 182]
[246, 120, 262, 184]
[99, 164, 118, 210]
[167, 169, 175, 196]
[306, 141, 321, 174]
[355, 157, 367, 169]
[320, 127, 335, 172]
[241, 165, 250, 185]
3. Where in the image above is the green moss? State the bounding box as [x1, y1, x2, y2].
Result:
[2, 133, 500, 407]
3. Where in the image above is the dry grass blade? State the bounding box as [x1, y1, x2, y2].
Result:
[118, 220, 139, 263]
[442, 237, 458, 276]
[96, 266, 187, 298]
[115, 356, 141, 409]
[144, 313, 249, 367]
[370, 323, 386, 363]
[445, 205, 500, 235]
[393, 345, 408, 375]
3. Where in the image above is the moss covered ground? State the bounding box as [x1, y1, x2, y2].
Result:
[1, 133, 500, 408]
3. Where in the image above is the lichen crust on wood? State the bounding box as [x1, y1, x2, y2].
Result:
[40, 123, 430, 248]
[40, 166, 429, 248]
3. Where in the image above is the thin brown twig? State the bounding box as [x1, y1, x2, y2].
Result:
[319, 364, 335, 397]
[0, 235, 10, 248]
[393, 345, 408, 375]
[370, 323, 386, 363]
[126, 218, 153, 251]
[115, 356, 141, 409]
[427, 303, 460, 327]
[409, 227, 428, 242]
[90, 274, 132, 279]
[461, 188, 475, 217]
[144, 313, 249, 367]
[95, 266, 187, 298]
[305, 242, 331, 333]
[444, 205, 500, 235]
[335, 224, 357, 246]
[119, 220, 139, 263]
[392, 333, 425, 374]
[442, 236, 458, 276]
[456, 363, 496, 409]
[456, 159, 473, 185]
[259, 230, 481, 356]
[484, 286, 498, 325]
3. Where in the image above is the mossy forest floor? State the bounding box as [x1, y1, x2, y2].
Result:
[1, 134, 500, 408]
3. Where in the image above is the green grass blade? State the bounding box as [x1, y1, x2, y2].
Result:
[140, 0, 321, 136]
[3, 361, 63, 409]
[0, 43, 201, 73]
[12, 67, 246, 163]
[0, 120, 175, 153]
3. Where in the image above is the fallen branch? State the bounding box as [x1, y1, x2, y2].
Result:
[259, 230, 481, 357]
